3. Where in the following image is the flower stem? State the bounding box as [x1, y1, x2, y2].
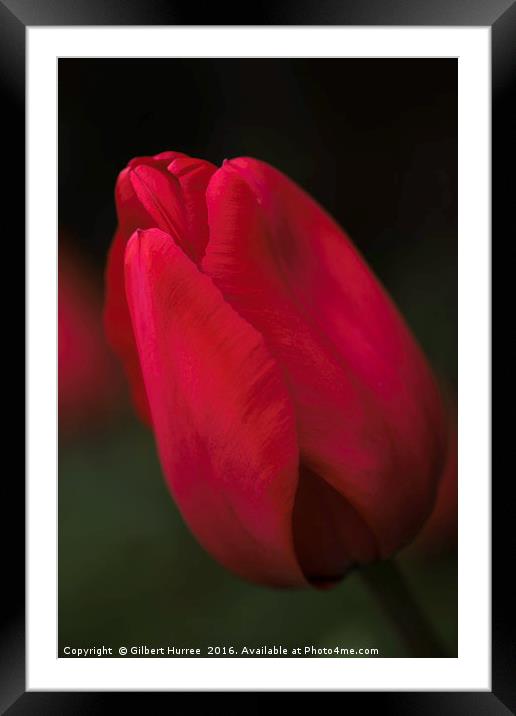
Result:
[360, 560, 450, 657]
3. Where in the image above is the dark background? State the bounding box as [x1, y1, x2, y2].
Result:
[58, 59, 457, 657]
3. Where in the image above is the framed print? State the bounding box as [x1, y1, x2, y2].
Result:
[3, 0, 510, 709]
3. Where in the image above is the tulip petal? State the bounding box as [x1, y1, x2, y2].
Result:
[117, 154, 216, 263]
[116, 164, 190, 258]
[104, 153, 216, 422]
[124, 227, 306, 587]
[203, 158, 448, 560]
[127, 150, 187, 169]
[167, 155, 216, 259]
[104, 227, 152, 422]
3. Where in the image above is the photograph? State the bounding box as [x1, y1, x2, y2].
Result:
[58, 57, 458, 660]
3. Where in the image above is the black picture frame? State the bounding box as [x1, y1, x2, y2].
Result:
[4, 0, 509, 710]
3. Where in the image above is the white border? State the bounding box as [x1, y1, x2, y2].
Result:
[27, 27, 490, 691]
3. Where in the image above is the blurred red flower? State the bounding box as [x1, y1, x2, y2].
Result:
[104, 151, 455, 587]
[409, 415, 458, 556]
[59, 245, 122, 434]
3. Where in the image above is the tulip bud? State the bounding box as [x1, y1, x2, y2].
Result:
[104, 152, 453, 587]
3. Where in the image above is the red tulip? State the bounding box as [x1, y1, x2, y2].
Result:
[104, 151, 451, 587]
